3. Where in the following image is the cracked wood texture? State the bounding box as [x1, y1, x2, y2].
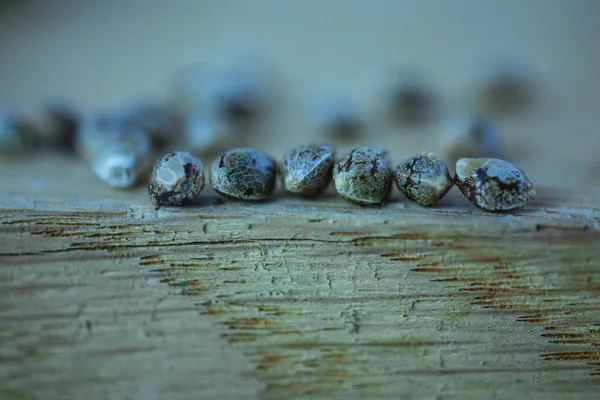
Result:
[0, 154, 599, 399]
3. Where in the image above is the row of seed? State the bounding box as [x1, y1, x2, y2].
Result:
[148, 144, 536, 212]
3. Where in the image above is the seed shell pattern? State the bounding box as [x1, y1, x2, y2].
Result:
[333, 147, 392, 205]
[280, 143, 334, 197]
[210, 148, 277, 201]
[148, 152, 205, 205]
[455, 157, 536, 211]
[395, 153, 453, 206]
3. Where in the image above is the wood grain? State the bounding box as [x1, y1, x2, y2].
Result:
[1, 155, 599, 399]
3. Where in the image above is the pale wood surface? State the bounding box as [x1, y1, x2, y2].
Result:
[1, 155, 599, 399]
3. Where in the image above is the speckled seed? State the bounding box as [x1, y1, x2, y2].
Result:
[280, 143, 334, 197]
[210, 148, 276, 201]
[333, 147, 392, 205]
[455, 158, 536, 211]
[395, 153, 453, 206]
[148, 152, 205, 205]
[442, 117, 503, 170]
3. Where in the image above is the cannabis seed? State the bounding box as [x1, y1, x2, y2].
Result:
[210, 148, 277, 201]
[89, 128, 152, 189]
[333, 147, 392, 205]
[395, 153, 453, 206]
[148, 152, 205, 205]
[455, 158, 536, 211]
[280, 143, 334, 197]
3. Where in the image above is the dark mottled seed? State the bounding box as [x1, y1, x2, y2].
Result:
[280, 143, 334, 197]
[455, 158, 536, 211]
[148, 152, 205, 205]
[210, 148, 277, 201]
[442, 117, 503, 170]
[333, 147, 392, 205]
[395, 153, 453, 206]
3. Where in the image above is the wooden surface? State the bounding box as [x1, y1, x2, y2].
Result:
[1, 154, 599, 399]
[1, 2, 600, 399]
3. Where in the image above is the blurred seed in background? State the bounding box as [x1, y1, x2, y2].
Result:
[384, 74, 436, 126]
[308, 96, 362, 140]
[441, 117, 504, 172]
[479, 68, 536, 117]
[0, 109, 37, 154]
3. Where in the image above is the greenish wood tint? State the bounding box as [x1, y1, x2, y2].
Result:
[0, 155, 599, 399]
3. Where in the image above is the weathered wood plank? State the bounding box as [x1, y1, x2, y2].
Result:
[1, 155, 599, 399]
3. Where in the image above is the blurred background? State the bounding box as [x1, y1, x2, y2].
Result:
[0, 0, 599, 190]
